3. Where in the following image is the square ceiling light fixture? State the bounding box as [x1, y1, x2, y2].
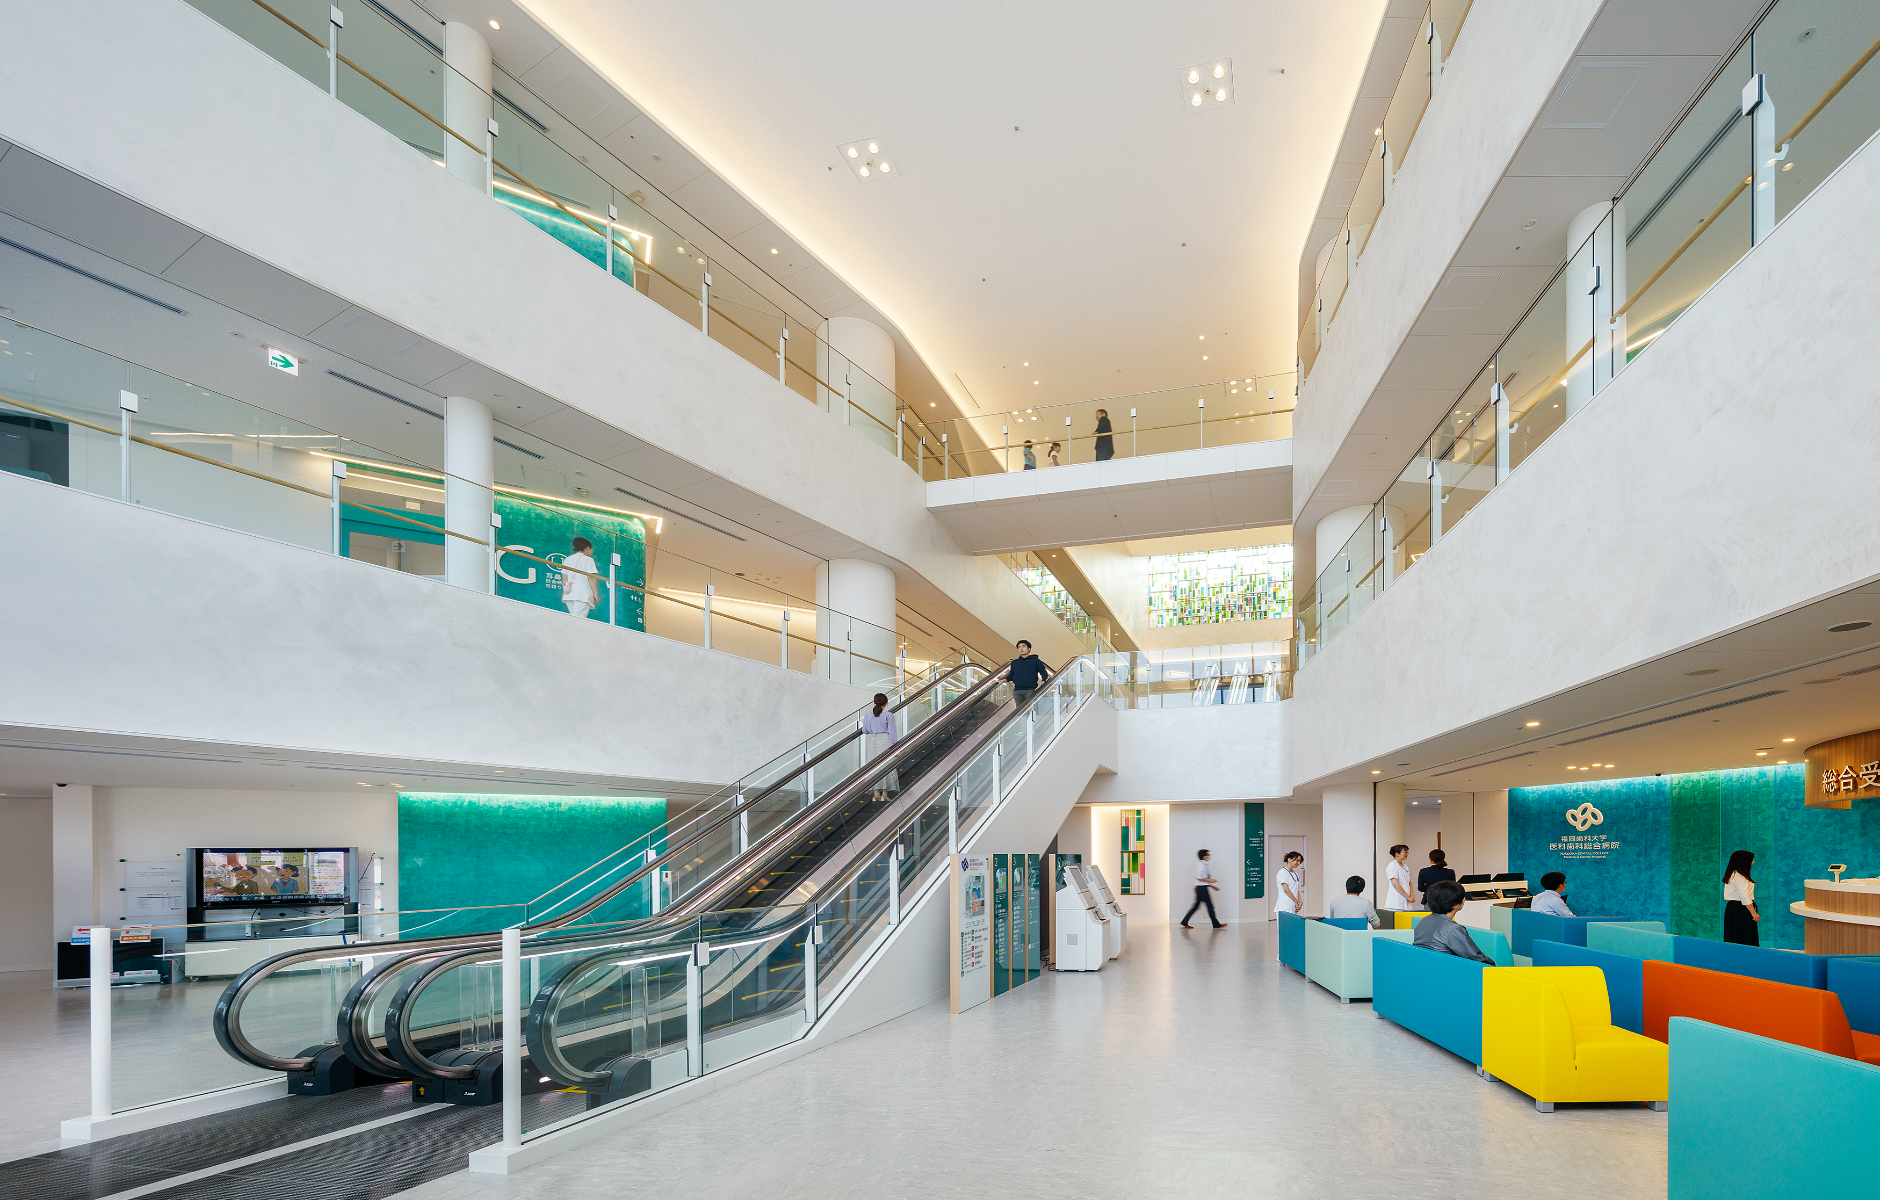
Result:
[837, 138, 898, 181]
[1181, 59, 1233, 110]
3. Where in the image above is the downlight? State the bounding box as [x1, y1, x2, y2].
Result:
[837, 138, 899, 182]
[1180, 58, 1232, 111]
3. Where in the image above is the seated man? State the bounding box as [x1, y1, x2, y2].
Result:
[1530, 871, 1573, 917]
[1327, 875, 1380, 927]
[1413, 880, 1494, 964]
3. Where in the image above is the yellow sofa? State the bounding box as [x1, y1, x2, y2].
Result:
[1481, 966, 1668, 1112]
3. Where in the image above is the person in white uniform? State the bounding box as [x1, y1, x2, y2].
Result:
[860, 693, 899, 800]
[1384, 844, 1416, 916]
[1271, 851, 1304, 959]
[560, 537, 598, 619]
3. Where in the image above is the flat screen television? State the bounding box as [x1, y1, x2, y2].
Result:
[188, 847, 355, 907]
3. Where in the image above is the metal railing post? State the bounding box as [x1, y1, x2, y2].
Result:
[646, 847, 662, 915]
[1003, 425, 1010, 471]
[735, 797, 748, 855]
[485, 118, 497, 197]
[1197, 395, 1205, 448]
[327, 6, 342, 98]
[888, 846, 903, 926]
[897, 413, 906, 467]
[608, 552, 620, 625]
[488, 511, 501, 594]
[947, 785, 959, 853]
[777, 325, 788, 384]
[941, 433, 948, 480]
[700, 272, 712, 335]
[329, 458, 346, 554]
[605, 204, 616, 279]
[846, 630, 854, 685]
[1428, 454, 1443, 544]
[1745, 74, 1776, 246]
[501, 926, 520, 1148]
[88, 928, 111, 1122]
[703, 584, 714, 650]
[686, 943, 706, 1077]
[780, 610, 790, 668]
[118, 390, 137, 502]
[1131, 407, 1138, 457]
[1026, 709, 1035, 764]
[992, 745, 1003, 802]
[1493, 380, 1510, 485]
[803, 921, 823, 1024]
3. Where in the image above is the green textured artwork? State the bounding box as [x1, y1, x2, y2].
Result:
[398, 793, 666, 937]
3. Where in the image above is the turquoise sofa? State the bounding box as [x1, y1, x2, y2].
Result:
[1587, 922, 1673, 961]
[1669, 1017, 1880, 1199]
[1372, 931, 1513, 1065]
[1302, 921, 1410, 1002]
[1276, 910, 1308, 974]
[1532, 940, 1646, 1033]
[1508, 910, 1630, 958]
[1671, 936, 1839, 988]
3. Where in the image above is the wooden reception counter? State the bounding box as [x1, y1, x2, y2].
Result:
[1791, 879, 1880, 953]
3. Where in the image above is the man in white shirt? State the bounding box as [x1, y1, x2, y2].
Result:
[560, 536, 598, 619]
[1531, 871, 1574, 917]
[1328, 875, 1380, 927]
[1384, 844, 1416, 914]
[1180, 849, 1225, 929]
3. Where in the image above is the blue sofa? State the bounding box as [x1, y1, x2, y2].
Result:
[1321, 917, 1371, 931]
[1277, 910, 1309, 974]
[1508, 910, 1629, 959]
[1373, 937, 1495, 1065]
[1587, 922, 1673, 961]
[1671, 936, 1840, 989]
[1670, 1017, 1880, 1199]
[1532, 940, 1646, 1033]
[1825, 959, 1880, 1035]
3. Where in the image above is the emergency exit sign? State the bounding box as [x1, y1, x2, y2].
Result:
[266, 346, 300, 375]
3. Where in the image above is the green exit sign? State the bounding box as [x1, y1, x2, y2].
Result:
[265, 346, 299, 376]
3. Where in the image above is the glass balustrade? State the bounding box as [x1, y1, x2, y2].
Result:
[0, 316, 961, 684]
[1297, 0, 1880, 665]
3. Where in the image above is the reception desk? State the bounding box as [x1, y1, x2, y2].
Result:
[1790, 879, 1880, 953]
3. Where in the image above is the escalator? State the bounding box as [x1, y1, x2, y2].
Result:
[181, 652, 1108, 1181]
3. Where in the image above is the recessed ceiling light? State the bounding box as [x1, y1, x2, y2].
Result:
[880, 162, 891, 172]
[1374, 127, 1382, 136]
[1756, 751, 1768, 756]
[1829, 620, 1873, 632]
[1023, 362, 1029, 366]
[1188, 69, 1200, 83]
[1191, 94, 1203, 107]
[868, 142, 879, 153]
[1522, 219, 1537, 230]
[770, 248, 778, 254]
[847, 148, 858, 158]
[1214, 64, 1225, 79]
[1805, 678, 1842, 685]
[1685, 668, 1721, 675]
[859, 166, 869, 176]
[1782, 737, 1795, 742]
[488, 19, 500, 29]
[1525, 721, 1540, 727]
[1215, 88, 1227, 101]
[1372, 770, 1380, 774]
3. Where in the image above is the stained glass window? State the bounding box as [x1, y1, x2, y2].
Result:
[1146, 544, 1293, 627]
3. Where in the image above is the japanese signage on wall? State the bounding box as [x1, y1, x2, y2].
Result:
[950, 853, 991, 1014]
[1510, 782, 1670, 926]
[1806, 729, 1880, 810]
[1243, 803, 1265, 899]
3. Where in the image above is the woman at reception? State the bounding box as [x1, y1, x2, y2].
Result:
[1723, 850, 1759, 945]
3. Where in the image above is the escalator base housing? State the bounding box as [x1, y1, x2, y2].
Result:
[287, 1045, 405, 1097]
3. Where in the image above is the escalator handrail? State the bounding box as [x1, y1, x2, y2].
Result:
[213, 660, 988, 1073]
[521, 662, 1097, 1089]
[381, 665, 1017, 1081]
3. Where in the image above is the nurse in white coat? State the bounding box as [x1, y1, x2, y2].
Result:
[1384, 844, 1416, 916]
[1272, 851, 1304, 958]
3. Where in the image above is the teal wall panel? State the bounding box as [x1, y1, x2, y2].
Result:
[399, 793, 666, 937]
[1515, 764, 1880, 950]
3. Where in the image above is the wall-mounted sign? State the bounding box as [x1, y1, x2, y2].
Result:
[1805, 729, 1880, 809]
[1243, 803, 1265, 899]
[265, 346, 299, 375]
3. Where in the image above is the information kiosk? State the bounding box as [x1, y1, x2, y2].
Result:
[1081, 863, 1128, 959]
[1055, 865, 1109, 972]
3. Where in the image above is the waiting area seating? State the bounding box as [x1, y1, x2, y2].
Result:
[1482, 967, 1668, 1111]
[1302, 918, 1410, 1002]
[1643, 960, 1880, 1063]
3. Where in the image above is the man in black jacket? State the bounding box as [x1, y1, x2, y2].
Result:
[1009, 640, 1051, 705]
[1093, 409, 1114, 460]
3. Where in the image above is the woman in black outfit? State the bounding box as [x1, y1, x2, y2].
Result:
[1416, 848, 1457, 903]
[1723, 849, 1759, 945]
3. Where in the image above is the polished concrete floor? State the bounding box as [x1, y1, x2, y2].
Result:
[398, 921, 1668, 1200]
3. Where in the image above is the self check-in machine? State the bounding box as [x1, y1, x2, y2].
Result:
[1055, 864, 1109, 972]
[1080, 863, 1128, 959]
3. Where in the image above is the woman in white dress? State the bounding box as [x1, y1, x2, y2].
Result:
[861, 693, 899, 799]
[1384, 844, 1416, 918]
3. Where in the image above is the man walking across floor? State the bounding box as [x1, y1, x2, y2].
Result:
[1180, 848, 1226, 929]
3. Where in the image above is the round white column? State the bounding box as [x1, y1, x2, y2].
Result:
[442, 22, 494, 191]
[815, 559, 897, 687]
[1314, 505, 1371, 582]
[1322, 784, 1375, 912]
[1564, 201, 1628, 418]
[818, 317, 896, 452]
[444, 395, 493, 591]
[1374, 782, 1407, 906]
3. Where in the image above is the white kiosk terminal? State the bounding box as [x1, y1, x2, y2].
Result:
[1080, 863, 1128, 959]
[1055, 865, 1109, 971]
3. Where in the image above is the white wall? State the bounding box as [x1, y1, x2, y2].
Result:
[1404, 805, 1441, 883]
[1086, 804, 1169, 924]
[0, 798, 53, 970]
[1063, 543, 1147, 644]
[1265, 803, 1324, 919]
[1059, 799, 1321, 923]
[1, 475, 871, 785]
[0, 1, 1083, 672]
[1077, 704, 1288, 805]
[1291, 117, 1880, 786]
[1473, 790, 1508, 876]
[90, 787, 399, 930]
[1441, 793, 1475, 877]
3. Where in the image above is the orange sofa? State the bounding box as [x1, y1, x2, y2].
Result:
[1641, 960, 1880, 1064]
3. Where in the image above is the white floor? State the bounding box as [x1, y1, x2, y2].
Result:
[395, 921, 1668, 1200]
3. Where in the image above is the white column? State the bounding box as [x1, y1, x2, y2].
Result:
[445, 396, 494, 591]
[1565, 201, 1627, 416]
[1440, 793, 1476, 876]
[52, 784, 96, 953]
[1321, 784, 1374, 912]
[1374, 782, 1406, 907]
[1314, 505, 1370, 586]
[442, 22, 494, 191]
[1472, 790, 1509, 876]
[817, 317, 896, 452]
[815, 559, 896, 687]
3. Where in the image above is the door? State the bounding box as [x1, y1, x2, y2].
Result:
[1267, 835, 1306, 919]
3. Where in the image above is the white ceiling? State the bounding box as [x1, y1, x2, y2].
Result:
[498, 0, 1389, 417]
